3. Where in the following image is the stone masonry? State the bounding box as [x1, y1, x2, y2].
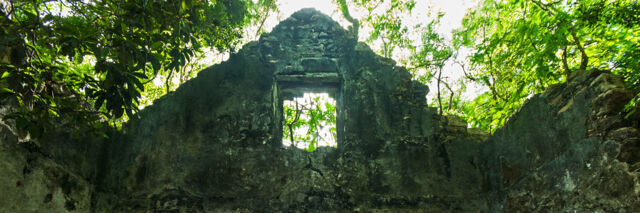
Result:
[0, 9, 638, 212]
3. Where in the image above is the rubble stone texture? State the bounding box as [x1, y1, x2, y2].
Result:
[1, 9, 639, 212]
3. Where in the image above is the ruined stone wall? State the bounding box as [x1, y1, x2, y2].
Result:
[481, 69, 640, 212]
[0, 8, 638, 213]
[93, 9, 486, 212]
[0, 119, 107, 212]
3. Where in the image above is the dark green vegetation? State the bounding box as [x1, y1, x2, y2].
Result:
[341, 0, 639, 133]
[0, 6, 638, 212]
[1, 0, 638, 142]
[454, 0, 640, 131]
[0, 0, 275, 139]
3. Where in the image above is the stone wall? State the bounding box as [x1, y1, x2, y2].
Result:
[93, 9, 486, 212]
[0, 8, 638, 212]
[0, 119, 107, 212]
[481, 69, 640, 212]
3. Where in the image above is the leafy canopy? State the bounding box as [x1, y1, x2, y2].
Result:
[3, 0, 638, 141]
[0, 0, 269, 139]
[341, 0, 638, 132]
[453, 0, 640, 131]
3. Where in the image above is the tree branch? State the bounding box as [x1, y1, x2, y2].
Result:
[381, 36, 389, 58]
[254, 0, 274, 37]
[437, 67, 443, 116]
[569, 27, 589, 71]
[165, 69, 173, 94]
[337, 0, 359, 38]
[530, 0, 555, 15]
[440, 79, 456, 112]
[287, 101, 301, 146]
[455, 61, 477, 81]
[561, 46, 571, 75]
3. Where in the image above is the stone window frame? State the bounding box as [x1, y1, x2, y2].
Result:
[273, 72, 344, 148]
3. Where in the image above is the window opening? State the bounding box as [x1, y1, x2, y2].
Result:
[282, 92, 337, 151]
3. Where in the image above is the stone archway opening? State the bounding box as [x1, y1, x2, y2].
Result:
[275, 72, 342, 151]
[282, 92, 337, 150]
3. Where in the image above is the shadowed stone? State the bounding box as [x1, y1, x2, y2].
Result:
[1, 9, 638, 213]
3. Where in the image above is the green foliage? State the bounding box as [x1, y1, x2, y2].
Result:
[409, 13, 451, 70]
[454, 0, 640, 132]
[247, 0, 279, 37]
[348, 0, 416, 58]
[3, 0, 637, 141]
[407, 13, 454, 115]
[0, 0, 266, 139]
[282, 93, 337, 152]
[335, 0, 360, 37]
[343, 1, 457, 116]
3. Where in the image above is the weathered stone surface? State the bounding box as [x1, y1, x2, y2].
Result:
[0, 8, 638, 212]
[86, 9, 485, 212]
[482, 69, 640, 212]
[0, 125, 97, 212]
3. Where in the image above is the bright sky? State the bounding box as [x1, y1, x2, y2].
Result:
[243, 0, 487, 102]
[201, 0, 487, 107]
[211, 1, 486, 148]
[265, 1, 484, 149]
[255, 0, 478, 40]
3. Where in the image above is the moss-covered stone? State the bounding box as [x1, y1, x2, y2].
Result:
[0, 9, 638, 212]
